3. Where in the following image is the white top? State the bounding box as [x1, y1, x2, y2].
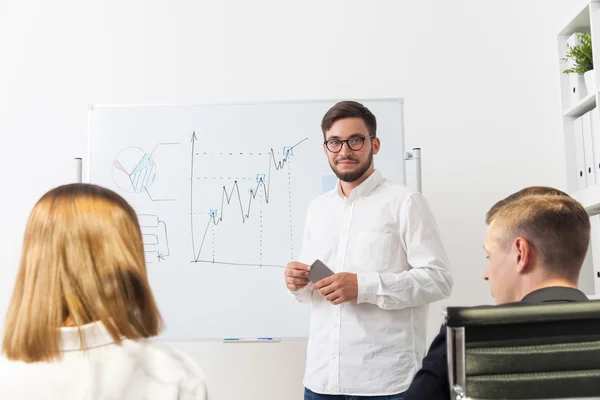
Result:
[0, 322, 208, 400]
[294, 170, 453, 396]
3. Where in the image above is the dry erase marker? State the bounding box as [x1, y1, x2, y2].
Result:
[223, 337, 280, 342]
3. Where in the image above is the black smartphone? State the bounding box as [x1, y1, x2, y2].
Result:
[308, 259, 334, 283]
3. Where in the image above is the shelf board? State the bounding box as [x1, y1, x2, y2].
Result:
[564, 91, 596, 117]
[572, 185, 600, 215]
[559, 2, 591, 36]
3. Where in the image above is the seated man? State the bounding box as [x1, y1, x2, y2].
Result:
[403, 186, 591, 400]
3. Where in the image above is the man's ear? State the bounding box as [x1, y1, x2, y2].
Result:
[372, 137, 381, 155]
[514, 237, 530, 274]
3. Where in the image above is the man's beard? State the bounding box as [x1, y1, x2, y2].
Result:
[329, 150, 373, 183]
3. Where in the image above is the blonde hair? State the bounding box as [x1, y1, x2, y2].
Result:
[2, 183, 162, 362]
[488, 192, 590, 281]
[485, 186, 569, 224]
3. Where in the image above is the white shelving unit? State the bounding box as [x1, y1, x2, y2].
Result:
[559, 0, 600, 295]
[560, 1, 600, 200]
[572, 184, 600, 214]
[564, 91, 596, 118]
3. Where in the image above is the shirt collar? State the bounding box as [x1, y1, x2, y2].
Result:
[333, 170, 384, 201]
[60, 321, 116, 352]
[520, 286, 589, 304]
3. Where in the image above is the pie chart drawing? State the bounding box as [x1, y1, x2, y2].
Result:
[112, 147, 157, 193]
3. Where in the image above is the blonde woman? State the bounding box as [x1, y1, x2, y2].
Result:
[0, 183, 208, 400]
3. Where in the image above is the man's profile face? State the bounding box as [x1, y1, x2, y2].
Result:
[482, 221, 519, 305]
[323, 117, 380, 183]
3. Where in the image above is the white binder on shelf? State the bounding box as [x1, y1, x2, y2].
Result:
[567, 33, 587, 107]
[591, 107, 600, 185]
[582, 111, 596, 186]
[574, 116, 587, 190]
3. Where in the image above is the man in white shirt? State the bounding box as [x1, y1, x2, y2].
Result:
[284, 100, 453, 399]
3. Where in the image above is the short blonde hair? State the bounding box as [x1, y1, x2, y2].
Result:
[2, 184, 162, 362]
[489, 193, 590, 281]
[485, 186, 569, 224]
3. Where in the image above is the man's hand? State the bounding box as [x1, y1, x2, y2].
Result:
[285, 261, 311, 291]
[311, 273, 358, 305]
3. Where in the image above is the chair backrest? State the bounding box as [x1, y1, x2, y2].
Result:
[445, 300, 600, 399]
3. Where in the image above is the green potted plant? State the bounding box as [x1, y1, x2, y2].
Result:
[563, 32, 594, 94]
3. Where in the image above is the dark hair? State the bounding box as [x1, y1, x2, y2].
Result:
[485, 186, 570, 224]
[321, 101, 377, 139]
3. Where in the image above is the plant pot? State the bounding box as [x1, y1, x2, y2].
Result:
[584, 70, 595, 94]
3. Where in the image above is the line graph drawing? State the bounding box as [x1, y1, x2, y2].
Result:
[138, 214, 171, 263]
[189, 132, 308, 267]
[112, 144, 180, 201]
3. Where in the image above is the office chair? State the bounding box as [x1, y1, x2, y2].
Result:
[445, 300, 600, 399]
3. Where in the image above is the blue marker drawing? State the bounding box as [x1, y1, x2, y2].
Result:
[283, 146, 294, 156]
[256, 173, 266, 183]
[209, 209, 218, 218]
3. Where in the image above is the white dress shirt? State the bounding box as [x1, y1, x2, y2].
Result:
[293, 170, 453, 396]
[0, 322, 208, 400]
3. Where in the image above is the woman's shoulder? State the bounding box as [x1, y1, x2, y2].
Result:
[123, 339, 208, 398]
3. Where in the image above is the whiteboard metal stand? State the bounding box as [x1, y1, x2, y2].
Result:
[404, 148, 422, 193]
[74, 157, 83, 183]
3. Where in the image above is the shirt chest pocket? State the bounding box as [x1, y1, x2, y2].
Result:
[349, 232, 392, 272]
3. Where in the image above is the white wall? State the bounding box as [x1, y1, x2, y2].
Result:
[0, 1, 579, 399]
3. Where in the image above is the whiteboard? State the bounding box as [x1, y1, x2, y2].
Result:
[88, 99, 405, 340]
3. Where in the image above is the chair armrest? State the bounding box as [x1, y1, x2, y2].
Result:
[445, 300, 600, 328]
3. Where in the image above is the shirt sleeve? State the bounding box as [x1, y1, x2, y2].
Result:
[403, 324, 451, 400]
[356, 192, 453, 310]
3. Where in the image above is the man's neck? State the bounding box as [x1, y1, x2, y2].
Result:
[340, 168, 375, 197]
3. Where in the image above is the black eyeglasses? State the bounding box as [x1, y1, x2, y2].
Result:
[324, 135, 375, 153]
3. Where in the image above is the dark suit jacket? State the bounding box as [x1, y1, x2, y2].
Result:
[403, 286, 589, 400]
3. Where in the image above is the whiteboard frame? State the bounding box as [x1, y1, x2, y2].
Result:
[86, 97, 407, 341]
